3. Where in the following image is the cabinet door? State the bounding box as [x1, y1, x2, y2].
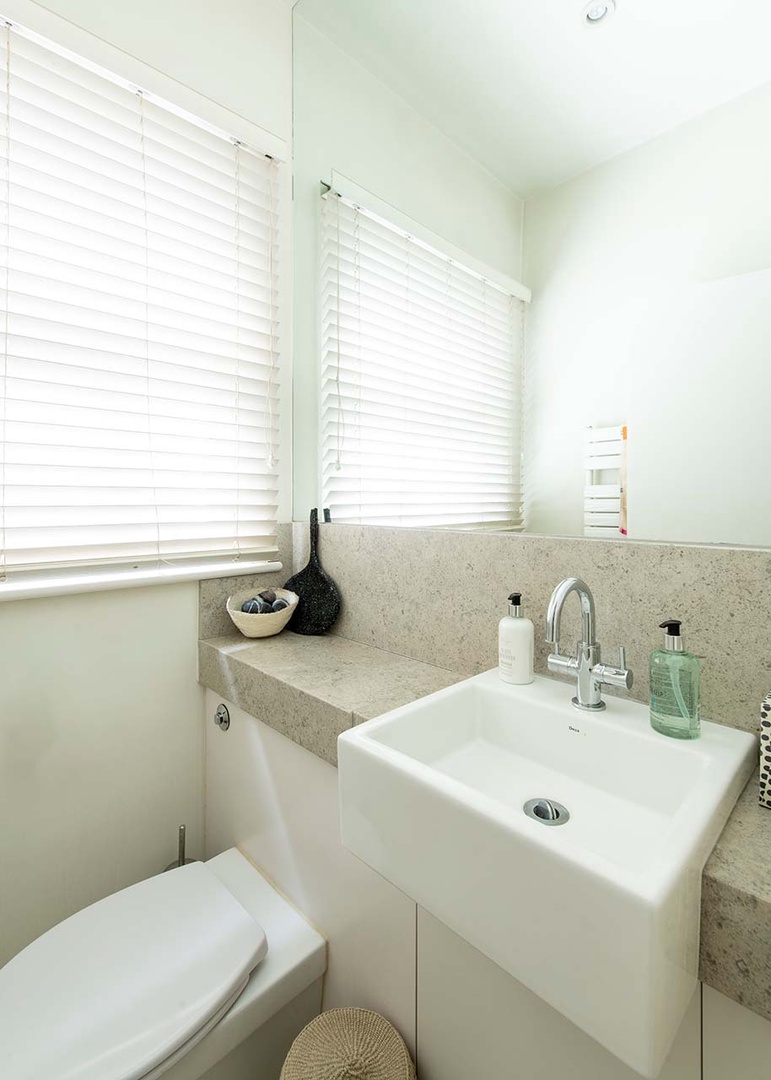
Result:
[703, 986, 771, 1080]
[417, 909, 701, 1080]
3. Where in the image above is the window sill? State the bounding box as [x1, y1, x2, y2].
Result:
[0, 560, 283, 603]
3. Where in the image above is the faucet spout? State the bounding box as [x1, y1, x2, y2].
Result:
[545, 576, 633, 712]
[545, 577, 596, 649]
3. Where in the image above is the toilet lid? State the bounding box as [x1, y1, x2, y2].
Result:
[0, 861, 268, 1080]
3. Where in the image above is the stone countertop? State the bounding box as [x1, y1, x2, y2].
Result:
[199, 631, 461, 765]
[198, 632, 771, 1024]
[701, 774, 771, 1020]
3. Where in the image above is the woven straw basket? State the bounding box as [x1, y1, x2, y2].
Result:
[281, 1008, 417, 1080]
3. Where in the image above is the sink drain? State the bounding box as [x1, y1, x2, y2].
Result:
[524, 798, 570, 826]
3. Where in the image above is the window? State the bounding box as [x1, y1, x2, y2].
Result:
[0, 22, 281, 585]
[320, 190, 525, 529]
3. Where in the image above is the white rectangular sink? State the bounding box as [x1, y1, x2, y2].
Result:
[338, 671, 756, 1077]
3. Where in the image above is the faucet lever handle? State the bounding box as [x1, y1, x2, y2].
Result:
[596, 646, 634, 691]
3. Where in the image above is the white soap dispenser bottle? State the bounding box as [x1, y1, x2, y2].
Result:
[498, 592, 534, 684]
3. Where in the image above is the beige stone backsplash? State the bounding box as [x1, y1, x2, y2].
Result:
[293, 522, 771, 733]
[199, 522, 293, 638]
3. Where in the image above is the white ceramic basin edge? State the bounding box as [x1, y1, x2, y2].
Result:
[338, 670, 756, 1077]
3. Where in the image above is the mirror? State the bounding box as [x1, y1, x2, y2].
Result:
[291, 0, 771, 548]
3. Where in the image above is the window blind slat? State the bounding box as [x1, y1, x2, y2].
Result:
[320, 383, 519, 423]
[323, 319, 515, 382]
[8, 209, 278, 294]
[6, 270, 278, 341]
[322, 271, 515, 362]
[323, 284, 518, 371]
[8, 163, 278, 261]
[320, 193, 524, 529]
[322, 255, 514, 344]
[0, 22, 281, 577]
[10, 324, 279, 374]
[325, 200, 514, 306]
[8, 244, 279, 325]
[8, 358, 278, 400]
[321, 444, 517, 470]
[320, 346, 520, 395]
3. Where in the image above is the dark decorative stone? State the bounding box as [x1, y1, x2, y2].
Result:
[241, 598, 270, 614]
[284, 508, 341, 636]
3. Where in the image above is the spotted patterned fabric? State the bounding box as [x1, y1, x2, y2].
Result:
[760, 692, 771, 810]
[281, 1008, 416, 1080]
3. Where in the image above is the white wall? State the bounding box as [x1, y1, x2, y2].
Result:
[204, 692, 417, 1053]
[0, 0, 293, 965]
[292, 15, 525, 518]
[522, 79, 771, 545]
[0, 584, 203, 965]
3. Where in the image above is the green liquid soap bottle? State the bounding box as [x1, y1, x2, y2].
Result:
[649, 619, 701, 739]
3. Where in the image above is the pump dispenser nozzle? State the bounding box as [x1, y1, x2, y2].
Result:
[508, 592, 522, 616]
[659, 620, 684, 652]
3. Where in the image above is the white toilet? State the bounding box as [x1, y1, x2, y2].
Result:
[0, 849, 326, 1080]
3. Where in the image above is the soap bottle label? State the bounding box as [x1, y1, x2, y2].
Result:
[498, 618, 534, 684]
[500, 645, 516, 670]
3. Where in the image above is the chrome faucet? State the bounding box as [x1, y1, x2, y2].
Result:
[545, 577, 633, 711]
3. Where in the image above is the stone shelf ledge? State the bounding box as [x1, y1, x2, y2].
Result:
[199, 631, 460, 765]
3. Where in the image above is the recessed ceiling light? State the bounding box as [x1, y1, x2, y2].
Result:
[582, 0, 617, 24]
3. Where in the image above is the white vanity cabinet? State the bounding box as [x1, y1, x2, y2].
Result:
[703, 987, 771, 1080]
[416, 911, 701, 1080]
[418, 928, 771, 1080]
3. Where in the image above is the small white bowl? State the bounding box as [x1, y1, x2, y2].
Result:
[226, 587, 299, 639]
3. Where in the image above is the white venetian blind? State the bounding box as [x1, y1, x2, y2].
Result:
[320, 192, 524, 529]
[0, 22, 281, 581]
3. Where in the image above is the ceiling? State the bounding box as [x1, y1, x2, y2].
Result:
[295, 0, 771, 197]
